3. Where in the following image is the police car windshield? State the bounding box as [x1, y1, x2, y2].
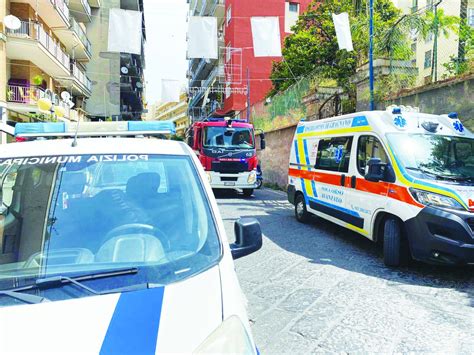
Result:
[387, 134, 474, 182]
[0, 154, 220, 294]
[203, 127, 255, 149]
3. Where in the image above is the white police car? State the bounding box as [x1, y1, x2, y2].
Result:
[0, 122, 262, 353]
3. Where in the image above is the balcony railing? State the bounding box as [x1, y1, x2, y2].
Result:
[71, 63, 92, 92]
[51, 0, 70, 23]
[70, 17, 92, 57]
[7, 20, 70, 71]
[81, 0, 92, 18]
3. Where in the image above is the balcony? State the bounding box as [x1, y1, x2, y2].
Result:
[6, 84, 71, 120]
[6, 20, 71, 77]
[56, 62, 92, 97]
[69, 0, 92, 23]
[53, 17, 92, 60]
[14, 0, 69, 27]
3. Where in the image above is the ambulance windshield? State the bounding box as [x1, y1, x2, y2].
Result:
[0, 154, 221, 299]
[387, 134, 474, 182]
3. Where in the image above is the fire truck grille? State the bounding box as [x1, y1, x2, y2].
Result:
[212, 161, 248, 174]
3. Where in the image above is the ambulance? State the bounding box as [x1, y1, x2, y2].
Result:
[288, 107, 474, 266]
[0, 121, 261, 353]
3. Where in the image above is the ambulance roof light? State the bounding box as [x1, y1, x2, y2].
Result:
[448, 112, 458, 119]
[392, 107, 402, 114]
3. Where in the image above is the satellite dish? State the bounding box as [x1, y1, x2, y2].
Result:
[61, 91, 71, 101]
[4, 15, 21, 30]
[121, 67, 129, 74]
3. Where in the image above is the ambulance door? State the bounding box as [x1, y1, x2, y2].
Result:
[308, 136, 355, 228]
[345, 134, 391, 239]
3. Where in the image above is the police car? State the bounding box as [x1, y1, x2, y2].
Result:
[288, 107, 474, 266]
[0, 121, 261, 353]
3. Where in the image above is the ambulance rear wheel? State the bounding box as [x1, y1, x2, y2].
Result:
[243, 189, 254, 197]
[383, 218, 402, 267]
[295, 194, 310, 223]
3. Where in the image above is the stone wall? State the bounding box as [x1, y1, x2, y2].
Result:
[385, 74, 474, 130]
[257, 124, 297, 189]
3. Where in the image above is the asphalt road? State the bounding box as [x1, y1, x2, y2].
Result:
[215, 188, 474, 354]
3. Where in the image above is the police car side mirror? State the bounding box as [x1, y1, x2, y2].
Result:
[230, 218, 263, 259]
[365, 158, 385, 182]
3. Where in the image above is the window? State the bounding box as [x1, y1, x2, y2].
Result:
[289, 2, 299, 12]
[315, 136, 353, 173]
[357, 136, 390, 176]
[226, 43, 231, 63]
[425, 31, 433, 43]
[411, 43, 417, 65]
[424, 50, 432, 69]
[469, 8, 474, 27]
[226, 6, 232, 27]
[285, 2, 300, 32]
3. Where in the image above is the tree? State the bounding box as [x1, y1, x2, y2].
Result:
[269, 0, 404, 96]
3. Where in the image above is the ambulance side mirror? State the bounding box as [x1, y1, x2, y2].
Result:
[230, 218, 263, 260]
[365, 158, 386, 182]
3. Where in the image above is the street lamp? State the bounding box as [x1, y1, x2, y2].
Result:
[369, 0, 375, 111]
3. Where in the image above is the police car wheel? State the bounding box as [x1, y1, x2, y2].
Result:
[383, 218, 402, 267]
[243, 189, 254, 197]
[295, 194, 310, 223]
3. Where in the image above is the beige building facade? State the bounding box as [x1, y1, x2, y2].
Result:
[0, 0, 97, 143]
[395, 0, 472, 85]
[147, 93, 189, 137]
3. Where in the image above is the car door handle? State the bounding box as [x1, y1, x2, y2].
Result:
[351, 175, 357, 188]
[340, 174, 346, 187]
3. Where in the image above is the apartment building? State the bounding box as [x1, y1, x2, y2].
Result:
[187, 0, 225, 122]
[86, 0, 146, 121]
[0, 0, 96, 143]
[146, 93, 189, 137]
[187, 0, 312, 121]
[395, 0, 472, 85]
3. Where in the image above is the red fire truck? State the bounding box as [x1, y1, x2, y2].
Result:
[187, 118, 265, 196]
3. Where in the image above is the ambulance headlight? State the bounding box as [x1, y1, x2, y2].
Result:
[206, 171, 212, 183]
[410, 188, 465, 211]
[193, 316, 255, 354]
[247, 170, 257, 184]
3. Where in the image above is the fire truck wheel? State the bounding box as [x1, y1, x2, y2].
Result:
[383, 217, 402, 267]
[243, 189, 254, 197]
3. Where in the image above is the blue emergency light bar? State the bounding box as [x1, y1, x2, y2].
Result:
[14, 121, 176, 137]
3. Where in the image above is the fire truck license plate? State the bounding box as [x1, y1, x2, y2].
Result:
[224, 182, 235, 186]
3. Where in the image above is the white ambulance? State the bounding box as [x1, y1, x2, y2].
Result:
[288, 107, 474, 266]
[0, 122, 261, 353]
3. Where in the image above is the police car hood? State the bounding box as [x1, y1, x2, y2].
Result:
[0, 266, 223, 354]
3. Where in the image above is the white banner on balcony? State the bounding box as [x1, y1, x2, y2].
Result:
[161, 79, 181, 103]
[251, 17, 282, 57]
[187, 16, 218, 59]
[332, 12, 353, 51]
[108, 9, 143, 55]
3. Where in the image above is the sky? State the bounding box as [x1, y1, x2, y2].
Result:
[144, 0, 189, 104]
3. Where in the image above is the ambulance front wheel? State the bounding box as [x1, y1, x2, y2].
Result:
[295, 194, 310, 223]
[383, 218, 402, 267]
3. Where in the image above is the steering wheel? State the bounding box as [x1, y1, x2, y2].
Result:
[103, 223, 170, 249]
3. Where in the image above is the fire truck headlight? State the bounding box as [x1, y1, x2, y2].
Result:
[247, 170, 257, 184]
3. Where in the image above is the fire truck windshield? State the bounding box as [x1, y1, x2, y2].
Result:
[203, 127, 255, 149]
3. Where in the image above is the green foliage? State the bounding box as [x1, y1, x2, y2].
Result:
[170, 134, 184, 142]
[270, 0, 403, 95]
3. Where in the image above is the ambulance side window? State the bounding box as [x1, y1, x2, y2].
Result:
[315, 136, 353, 173]
[357, 136, 389, 175]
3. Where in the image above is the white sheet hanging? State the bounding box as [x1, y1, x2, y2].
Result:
[332, 12, 354, 51]
[250, 17, 282, 57]
[108, 8, 143, 54]
[187, 16, 218, 59]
